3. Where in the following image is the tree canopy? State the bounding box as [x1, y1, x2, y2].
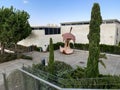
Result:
[48, 38, 55, 74]
[85, 3, 102, 78]
[0, 6, 31, 54]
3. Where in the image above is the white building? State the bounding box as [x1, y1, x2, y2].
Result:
[18, 19, 120, 49]
[61, 19, 120, 45]
[18, 26, 62, 50]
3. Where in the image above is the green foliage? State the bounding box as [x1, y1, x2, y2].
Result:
[99, 54, 107, 68]
[0, 6, 14, 54]
[48, 38, 55, 74]
[119, 42, 120, 46]
[32, 46, 42, 52]
[99, 60, 106, 68]
[0, 53, 17, 63]
[8, 10, 31, 43]
[17, 54, 32, 60]
[32, 61, 73, 77]
[5, 44, 29, 53]
[32, 63, 47, 71]
[0, 6, 31, 54]
[46, 42, 120, 55]
[0, 53, 32, 63]
[54, 42, 64, 50]
[74, 43, 120, 55]
[74, 43, 89, 50]
[54, 61, 73, 77]
[100, 44, 120, 54]
[70, 66, 85, 79]
[85, 3, 102, 78]
[47, 42, 64, 51]
[24, 62, 120, 89]
[7, 8, 31, 52]
[99, 53, 107, 59]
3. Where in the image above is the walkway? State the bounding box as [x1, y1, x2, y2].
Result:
[0, 50, 120, 87]
[28, 50, 120, 75]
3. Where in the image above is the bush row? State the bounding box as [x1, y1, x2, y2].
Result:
[0, 53, 32, 63]
[74, 43, 120, 55]
[0, 53, 17, 63]
[24, 61, 120, 89]
[5, 44, 30, 53]
[50, 42, 120, 55]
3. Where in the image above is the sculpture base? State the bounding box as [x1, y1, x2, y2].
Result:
[60, 46, 73, 55]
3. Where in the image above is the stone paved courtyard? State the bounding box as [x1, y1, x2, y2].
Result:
[0, 49, 120, 88]
[29, 50, 120, 75]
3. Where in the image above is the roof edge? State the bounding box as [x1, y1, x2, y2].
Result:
[61, 19, 120, 25]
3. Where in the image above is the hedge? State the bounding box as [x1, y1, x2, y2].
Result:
[0, 53, 32, 63]
[49, 42, 120, 55]
[47, 42, 64, 51]
[23, 62, 120, 89]
[76, 43, 120, 55]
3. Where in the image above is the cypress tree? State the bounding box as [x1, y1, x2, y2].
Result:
[48, 38, 54, 74]
[85, 3, 102, 78]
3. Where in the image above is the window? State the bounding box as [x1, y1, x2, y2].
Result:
[45, 28, 61, 35]
[45, 28, 49, 35]
[32, 27, 39, 30]
[32, 27, 43, 30]
[58, 28, 61, 34]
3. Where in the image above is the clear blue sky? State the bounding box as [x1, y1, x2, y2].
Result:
[0, 0, 120, 26]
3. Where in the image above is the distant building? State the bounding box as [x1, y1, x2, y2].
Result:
[18, 19, 120, 49]
[18, 26, 61, 51]
[61, 19, 120, 45]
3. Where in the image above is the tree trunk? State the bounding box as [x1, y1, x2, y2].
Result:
[1, 43, 5, 54]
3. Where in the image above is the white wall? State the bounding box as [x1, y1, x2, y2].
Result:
[61, 23, 117, 45]
[18, 22, 120, 48]
[61, 25, 89, 44]
[100, 24, 116, 45]
[18, 29, 62, 48]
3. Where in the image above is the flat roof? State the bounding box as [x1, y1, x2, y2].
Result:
[61, 19, 120, 25]
[31, 26, 60, 28]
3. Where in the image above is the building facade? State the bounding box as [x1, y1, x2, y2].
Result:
[61, 19, 120, 45]
[18, 19, 120, 49]
[18, 26, 62, 50]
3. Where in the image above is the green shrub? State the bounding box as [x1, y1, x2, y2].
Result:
[70, 66, 85, 79]
[32, 63, 47, 71]
[44, 42, 120, 54]
[0, 53, 17, 63]
[99, 53, 107, 59]
[15, 53, 32, 60]
[19, 54, 32, 60]
[100, 44, 120, 54]
[74, 43, 120, 55]
[47, 42, 64, 51]
[74, 43, 89, 50]
[43, 42, 120, 54]
[24, 61, 120, 89]
[70, 43, 74, 48]
[5, 44, 29, 53]
[0, 53, 32, 63]
[31, 61, 73, 76]
[54, 61, 73, 77]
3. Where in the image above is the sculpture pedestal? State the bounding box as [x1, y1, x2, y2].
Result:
[60, 46, 73, 55]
